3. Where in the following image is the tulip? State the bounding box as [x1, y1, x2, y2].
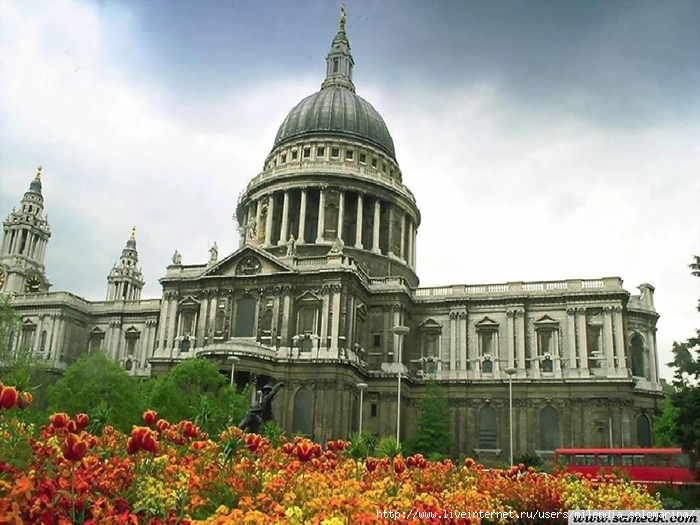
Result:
[49, 413, 70, 428]
[295, 441, 315, 462]
[74, 413, 89, 430]
[0, 386, 18, 410]
[245, 433, 263, 454]
[142, 410, 157, 426]
[62, 433, 88, 462]
[393, 456, 406, 474]
[155, 419, 170, 433]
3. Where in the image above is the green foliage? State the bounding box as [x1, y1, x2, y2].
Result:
[515, 453, 544, 470]
[262, 420, 285, 448]
[403, 380, 451, 458]
[48, 350, 144, 432]
[654, 398, 680, 447]
[375, 436, 402, 458]
[666, 255, 700, 479]
[347, 431, 376, 459]
[147, 358, 248, 435]
[0, 294, 17, 360]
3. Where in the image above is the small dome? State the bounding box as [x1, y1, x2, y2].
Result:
[273, 87, 396, 159]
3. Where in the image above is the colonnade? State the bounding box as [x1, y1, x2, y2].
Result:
[1, 227, 48, 262]
[244, 186, 417, 268]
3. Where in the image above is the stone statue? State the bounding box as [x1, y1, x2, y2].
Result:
[285, 235, 296, 257]
[172, 250, 182, 265]
[238, 382, 285, 434]
[329, 237, 344, 254]
[339, 3, 346, 32]
[209, 242, 218, 263]
[246, 217, 257, 240]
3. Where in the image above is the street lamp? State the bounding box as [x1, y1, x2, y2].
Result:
[228, 355, 240, 388]
[357, 382, 368, 434]
[505, 367, 517, 466]
[392, 325, 410, 445]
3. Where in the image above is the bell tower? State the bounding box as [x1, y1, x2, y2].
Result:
[106, 227, 145, 301]
[0, 166, 52, 294]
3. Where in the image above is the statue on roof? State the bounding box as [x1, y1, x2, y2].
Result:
[172, 250, 182, 265]
[285, 235, 297, 257]
[329, 236, 344, 255]
[339, 3, 346, 32]
[209, 242, 218, 263]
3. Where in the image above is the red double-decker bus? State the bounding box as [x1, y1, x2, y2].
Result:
[554, 448, 698, 486]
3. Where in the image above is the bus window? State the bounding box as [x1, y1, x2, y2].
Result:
[673, 454, 691, 468]
[647, 454, 672, 467]
[633, 455, 645, 466]
[621, 454, 645, 466]
[574, 454, 596, 466]
[558, 454, 573, 466]
[598, 454, 619, 466]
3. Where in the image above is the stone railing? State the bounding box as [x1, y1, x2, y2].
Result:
[414, 277, 623, 299]
[11, 291, 91, 311]
[245, 160, 416, 202]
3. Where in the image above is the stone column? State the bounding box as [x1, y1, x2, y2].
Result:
[255, 199, 263, 243]
[516, 309, 526, 374]
[372, 198, 381, 253]
[449, 312, 457, 371]
[507, 310, 516, 369]
[603, 307, 615, 373]
[316, 187, 326, 244]
[399, 211, 406, 261]
[156, 296, 169, 351]
[411, 225, 417, 268]
[613, 306, 626, 373]
[648, 329, 659, 383]
[330, 285, 342, 355]
[278, 190, 290, 245]
[459, 312, 468, 371]
[337, 190, 345, 242]
[280, 290, 292, 353]
[387, 206, 395, 257]
[319, 286, 330, 351]
[196, 295, 209, 347]
[406, 219, 414, 267]
[354, 192, 363, 248]
[166, 296, 179, 356]
[56, 316, 67, 362]
[566, 308, 578, 373]
[264, 193, 275, 247]
[577, 308, 589, 374]
[298, 188, 307, 244]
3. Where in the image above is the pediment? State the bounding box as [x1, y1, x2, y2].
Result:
[125, 326, 141, 335]
[419, 318, 442, 333]
[534, 314, 559, 326]
[21, 318, 36, 328]
[475, 316, 499, 327]
[178, 295, 200, 308]
[296, 290, 322, 303]
[202, 246, 295, 278]
[89, 326, 105, 335]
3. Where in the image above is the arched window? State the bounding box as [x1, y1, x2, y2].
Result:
[478, 406, 498, 449]
[292, 387, 314, 438]
[637, 414, 652, 447]
[630, 334, 646, 378]
[539, 406, 560, 451]
[234, 297, 257, 337]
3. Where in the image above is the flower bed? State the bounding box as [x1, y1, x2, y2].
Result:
[0, 383, 661, 524]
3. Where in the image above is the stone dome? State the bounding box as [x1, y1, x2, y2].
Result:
[273, 87, 396, 159]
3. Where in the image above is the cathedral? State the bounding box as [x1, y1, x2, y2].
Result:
[0, 9, 663, 462]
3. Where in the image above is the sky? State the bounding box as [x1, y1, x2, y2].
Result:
[0, 0, 698, 379]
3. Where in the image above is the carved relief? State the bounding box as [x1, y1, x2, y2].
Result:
[236, 256, 262, 276]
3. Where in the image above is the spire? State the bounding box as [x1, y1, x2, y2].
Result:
[131, 226, 136, 238]
[28, 166, 43, 196]
[321, 3, 355, 93]
[106, 228, 144, 301]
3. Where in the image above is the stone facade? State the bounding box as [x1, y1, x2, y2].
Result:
[0, 9, 663, 463]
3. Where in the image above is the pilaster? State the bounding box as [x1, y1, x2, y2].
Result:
[298, 188, 307, 244]
[337, 190, 345, 243]
[399, 211, 406, 261]
[459, 311, 468, 371]
[613, 306, 627, 375]
[566, 308, 578, 375]
[603, 307, 615, 373]
[449, 311, 457, 370]
[264, 193, 275, 247]
[577, 308, 589, 375]
[354, 192, 363, 248]
[316, 187, 326, 244]
[329, 284, 342, 355]
[372, 198, 381, 253]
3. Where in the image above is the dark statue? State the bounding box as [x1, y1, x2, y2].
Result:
[238, 382, 285, 434]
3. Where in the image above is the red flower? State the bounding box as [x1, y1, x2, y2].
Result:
[15, 391, 33, 409]
[62, 433, 88, 462]
[282, 443, 294, 455]
[49, 413, 70, 428]
[393, 456, 406, 474]
[296, 441, 315, 462]
[464, 457, 475, 469]
[192, 440, 208, 451]
[155, 419, 170, 433]
[75, 413, 89, 430]
[245, 433, 263, 454]
[143, 410, 157, 426]
[127, 426, 158, 455]
[365, 457, 378, 472]
[66, 420, 79, 434]
[0, 386, 18, 409]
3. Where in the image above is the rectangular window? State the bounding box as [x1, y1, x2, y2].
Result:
[281, 154, 287, 164]
[359, 153, 366, 164]
[539, 330, 553, 355]
[373, 334, 381, 347]
[317, 146, 325, 157]
[303, 147, 311, 158]
[345, 149, 354, 160]
[382, 163, 387, 173]
[234, 297, 257, 337]
[480, 331, 494, 356]
[291, 150, 298, 160]
[331, 147, 340, 158]
[333, 57, 339, 73]
[372, 158, 378, 168]
[370, 403, 377, 417]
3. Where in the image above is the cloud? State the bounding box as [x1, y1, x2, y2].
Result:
[1, 0, 698, 380]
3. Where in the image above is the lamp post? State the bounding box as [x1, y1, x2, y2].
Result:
[228, 355, 240, 388]
[392, 325, 410, 445]
[357, 382, 368, 434]
[505, 367, 516, 466]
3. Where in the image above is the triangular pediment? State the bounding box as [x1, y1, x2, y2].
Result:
[89, 326, 105, 335]
[475, 316, 499, 327]
[125, 326, 141, 334]
[178, 295, 200, 308]
[296, 290, 322, 303]
[419, 318, 442, 333]
[534, 314, 559, 326]
[21, 318, 36, 328]
[202, 245, 295, 278]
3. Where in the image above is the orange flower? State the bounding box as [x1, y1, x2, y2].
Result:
[393, 456, 406, 474]
[74, 413, 89, 430]
[296, 441, 315, 462]
[49, 413, 70, 429]
[0, 386, 18, 410]
[365, 457, 378, 472]
[62, 433, 88, 462]
[142, 410, 157, 426]
[127, 426, 158, 455]
[155, 419, 170, 433]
